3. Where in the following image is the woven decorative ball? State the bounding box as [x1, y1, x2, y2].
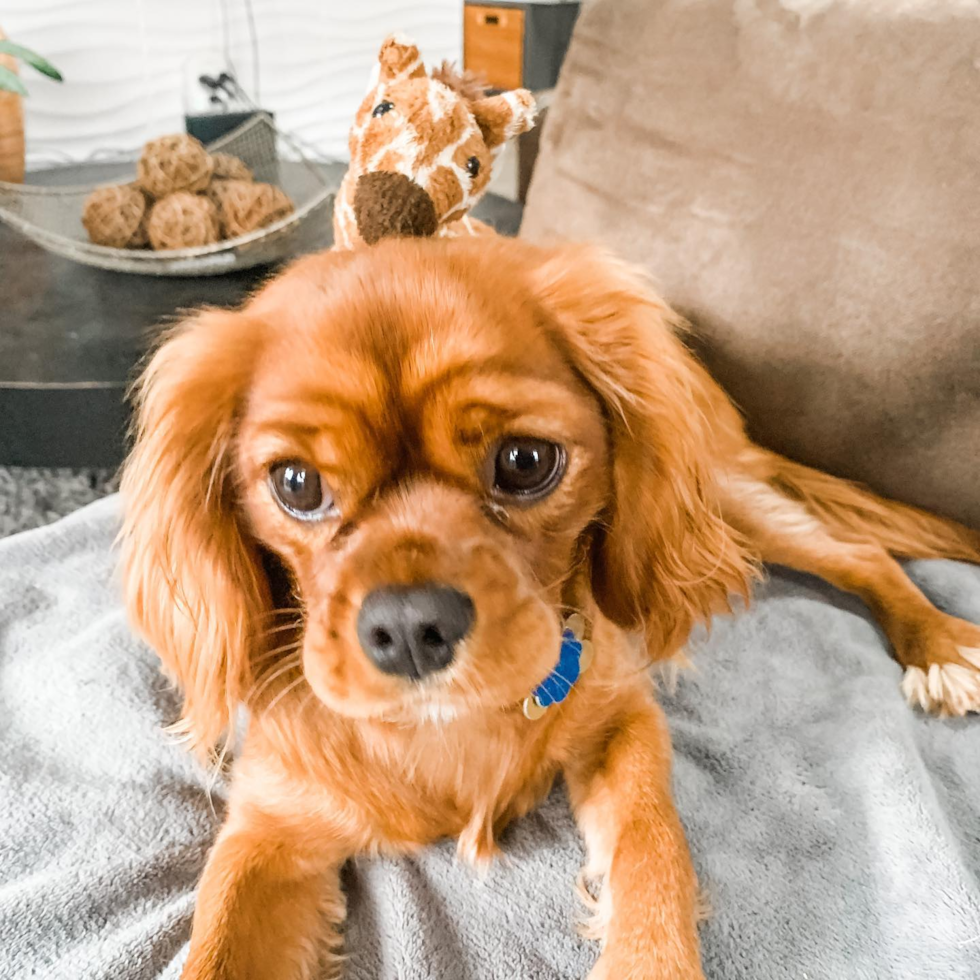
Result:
[147, 192, 221, 250]
[204, 177, 235, 212]
[129, 211, 151, 249]
[137, 134, 214, 199]
[82, 184, 147, 248]
[217, 180, 294, 238]
[210, 152, 253, 182]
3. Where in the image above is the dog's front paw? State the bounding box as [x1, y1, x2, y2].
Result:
[455, 816, 500, 873]
[899, 615, 980, 717]
[587, 949, 705, 980]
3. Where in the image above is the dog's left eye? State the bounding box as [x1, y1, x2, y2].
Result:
[491, 438, 566, 500]
[269, 460, 337, 521]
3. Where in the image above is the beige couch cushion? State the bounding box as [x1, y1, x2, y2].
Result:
[521, 0, 980, 529]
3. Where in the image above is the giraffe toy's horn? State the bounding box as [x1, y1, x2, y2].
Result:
[377, 34, 426, 82]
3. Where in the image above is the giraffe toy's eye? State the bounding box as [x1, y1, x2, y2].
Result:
[372, 101, 394, 117]
[466, 156, 481, 177]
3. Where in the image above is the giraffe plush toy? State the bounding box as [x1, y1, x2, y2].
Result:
[333, 34, 536, 249]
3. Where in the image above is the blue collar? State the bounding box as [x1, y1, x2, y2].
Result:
[523, 613, 594, 720]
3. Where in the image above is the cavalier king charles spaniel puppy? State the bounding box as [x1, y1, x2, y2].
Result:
[120, 236, 980, 980]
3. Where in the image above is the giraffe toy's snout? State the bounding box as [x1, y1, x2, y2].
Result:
[353, 171, 439, 245]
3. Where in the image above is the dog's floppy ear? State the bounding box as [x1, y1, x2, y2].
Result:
[531, 245, 752, 657]
[120, 309, 268, 756]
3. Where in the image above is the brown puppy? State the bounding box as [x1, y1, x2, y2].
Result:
[120, 237, 980, 980]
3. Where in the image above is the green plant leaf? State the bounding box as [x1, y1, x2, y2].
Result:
[0, 64, 28, 96]
[0, 41, 63, 82]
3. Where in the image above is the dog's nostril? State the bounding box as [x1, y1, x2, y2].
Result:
[372, 627, 394, 649]
[420, 625, 444, 648]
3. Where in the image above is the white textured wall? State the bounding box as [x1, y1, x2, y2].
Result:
[2, 0, 461, 167]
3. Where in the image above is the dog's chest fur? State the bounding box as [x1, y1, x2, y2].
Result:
[231, 617, 638, 865]
[236, 705, 564, 861]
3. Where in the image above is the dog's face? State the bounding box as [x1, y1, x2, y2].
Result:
[121, 238, 747, 751]
[236, 247, 608, 721]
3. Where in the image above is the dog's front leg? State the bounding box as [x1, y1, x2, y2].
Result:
[566, 696, 704, 980]
[182, 806, 347, 980]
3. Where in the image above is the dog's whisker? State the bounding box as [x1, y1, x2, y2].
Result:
[203, 738, 233, 822]
[249, 648, 303, 675]
[259, 620, 305, 638]
[261, 637, 304, 651]
[252, 648, 302, 676]
[249, 655, 304, 703]
[252, 640, 304, 663]
[299, 688, 318, 720]
[254, 607, 304, 622]
[267, 674, 308, 714]
[528, 558, 584, 598]
[536, 574, 571, 595]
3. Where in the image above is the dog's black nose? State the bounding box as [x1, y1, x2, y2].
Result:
[356, 584, 475, 679]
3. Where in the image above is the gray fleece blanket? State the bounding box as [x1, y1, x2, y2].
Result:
[2, 495, 979, 980]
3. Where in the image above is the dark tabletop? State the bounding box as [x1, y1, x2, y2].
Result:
[0, 163, 523, 467]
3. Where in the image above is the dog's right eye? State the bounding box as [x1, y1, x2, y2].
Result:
[269, 460, 337, 521]
[491, 438, 566, 501]
[372, 101, 394, 117]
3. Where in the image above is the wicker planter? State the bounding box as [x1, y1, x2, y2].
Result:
[0, 26, 25, 184]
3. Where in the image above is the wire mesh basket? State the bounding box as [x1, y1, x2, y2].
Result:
[0, 114, 338, 277]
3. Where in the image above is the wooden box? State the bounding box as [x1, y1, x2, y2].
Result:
[464, 2, 580, 92]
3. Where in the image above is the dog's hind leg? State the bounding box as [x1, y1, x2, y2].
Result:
[721, 448, 980, 717]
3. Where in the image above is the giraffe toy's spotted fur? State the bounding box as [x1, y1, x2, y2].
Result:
[333, 35, 536, 249]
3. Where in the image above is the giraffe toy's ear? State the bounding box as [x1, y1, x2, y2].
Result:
[377, 33, 426, 82]
[470, 90, 537, 150]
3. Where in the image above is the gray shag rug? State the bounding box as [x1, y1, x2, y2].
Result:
[0, 467, 118, 539]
